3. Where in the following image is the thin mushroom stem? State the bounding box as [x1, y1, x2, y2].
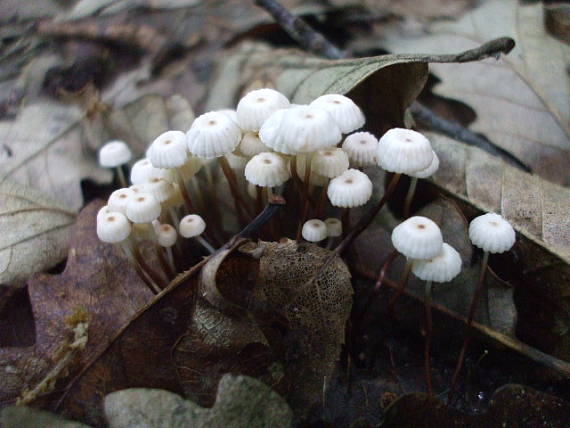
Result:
[256, 185, 264, 213]
[132, 242, 168, 290]
[195, 235, 216, 254]
[387, 258, 412, 316]
[120, 241, 161, 293]
[155, 244, 175, 280]
[424, 280, 434, 396]
[166, 246, 176, 272]
[341, 208, 350, 238]
[403, 176, 418, 218]
[175, 168, 196, 214]
[316, 180, 329, 218]
[448, 250, 490, 404]
[191, 176, 206, 211]
[115, 166, 128, 188]
[218, 156, 253, 225]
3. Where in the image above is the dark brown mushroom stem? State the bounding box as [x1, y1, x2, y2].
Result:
[218, 156, 254, 226]
[387, 259, 412, 316]
[424, 280, 434, 396]
[174, 169, 196, 213]
[115, 166, 128, 188]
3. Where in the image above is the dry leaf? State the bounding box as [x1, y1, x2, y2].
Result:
[384, 0, 570, 186]
[0, 102, 111, 211]
[0, 180, 76, 287]
[1, 406, 90, 428]
[0, 200, 153, 404]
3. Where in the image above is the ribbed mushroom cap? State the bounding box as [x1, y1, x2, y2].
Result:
[148, 130, 188, 168]
[218, 109, 239, 124]
[108, 188, 135, 214]
[411, 243, 462, 282]
[245, 152, 290, 187]
[225, 152, 248, 172]
[99, 140, 132, 168]
[156, 223, 177, 247]
[130, 159, 174, 184]
[238, 132, 268, 157]
[342, 132, 379, 167]
[312, 148, 349, 178]
[327, 168, 373, 208]
[162, 183, 184, 210]
[290, 154, 329, 187]
[236, 88, 290, 132]
[324, 218, 343, 238]
[409, 150, 439, 179]
[179, 214, 206, 238]
[141, 177, 176, 203]
[302, 219, 328, 242]
[97, 212, 131, 243]
[125, 192, 161, 223]
[378, 128, 433, 173]
[391, 216, 443, 259]
[259, 105, 342, 154]
[186, 111, 242, 158]
[469, 213, 516, 254]
[97, 205, 115, 222]
[310, 94, 365, 134]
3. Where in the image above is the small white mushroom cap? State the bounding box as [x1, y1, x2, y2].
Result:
[409, 150, 439, 179]
[130, 158, 174, 184]
[107, 188, 135, 214]
[97, 212, 131, 243]
[411, 243, 462, 282]
[310, 94, 365, 134]
[245, 152, 290, 187]
[179, 214, 206, 238]
[186, 111, 242, 158]
[342, 132, 379, 167]
[391, 216, 443, 259]
[290, 154, 329, 187]
[327, 168, 373, 207]
[469, 213, 516, 254]
[125, 192, 161, 223]
[147, 130, 188, 169]
[377, 128, 433, 174]
[324, 218, 343, 238]
[99, 140, 132, 168]
[302, 219, 328, 242]
[141, 177, 176, 203]
[236, 88, 290, 132]
[97, 205, 115, 222]
[218, 109, 239, 124]
[238, 132, 268, 157]
[259, 105, 342, 154]
[312, 148, 349, 178]
[156, 223, 177, 247]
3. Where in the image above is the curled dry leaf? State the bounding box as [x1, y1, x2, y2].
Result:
[384, 0, 570, 186]
[0, 200, 153, 404]
[0, 180, 76, 288]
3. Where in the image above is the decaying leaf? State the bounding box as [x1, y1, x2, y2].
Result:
[1, 406, 90, 428]
[0, 102, 111, 211]
[384, 0, 570, 186]
[0, 201, 153, 404]
[0, 180, 76, 287]
[382, 384, 570, 428]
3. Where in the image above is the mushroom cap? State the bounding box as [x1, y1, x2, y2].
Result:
[141, 177, 176, 203]
[148, 130, 188, 168]
[179, 155, 203, 178]
[469, 213, 515, 254]
[186, 111, 242, 158]
[236, 88, 290, 132]
[342, 132, 379, 167]
[409, 150, 439, 179]
[411, 243, 462, 282]
[97, 212, 131, 243]
[324, 217, 343, 238]
[107, 188, 136, 214]
[259, 105, 342, 154]
[310, 94, 365, 134]
[156, 223, 177, 247]
[327, 168, 373, 208]
[377, 128, 433, 173]
[238, 132, 269, 157]
[225, 152, 249, 172]
[312, 147, 349, 178]
[289, 154, 330, 187]
[99, 140, 132, 168]
[391, 216, 443, 259]
[245, 152, 290, 187]
[125, 192, 161, 223]
[97, 205, 115, 222]
[130, 158, 175, 184]
[302, 219, 328, 242]
[218, 109, 239, 124]
[179, 214, 206, 238]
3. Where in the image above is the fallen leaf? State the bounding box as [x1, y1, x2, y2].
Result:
[0, 200, 153, 404]
[384, 0, 570, 186]
[1, 405, 90, 428]
[0, 180, 76, 287]
[0, 102, 111, 211]
[104, 374, 293, 428]
[382, 384, 570, 428]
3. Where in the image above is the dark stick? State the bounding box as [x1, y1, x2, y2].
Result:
[252, 0, 530, 173]
[237, 194, 286, 239]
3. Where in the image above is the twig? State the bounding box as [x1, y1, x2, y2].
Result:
[252, 0, 530, 173]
